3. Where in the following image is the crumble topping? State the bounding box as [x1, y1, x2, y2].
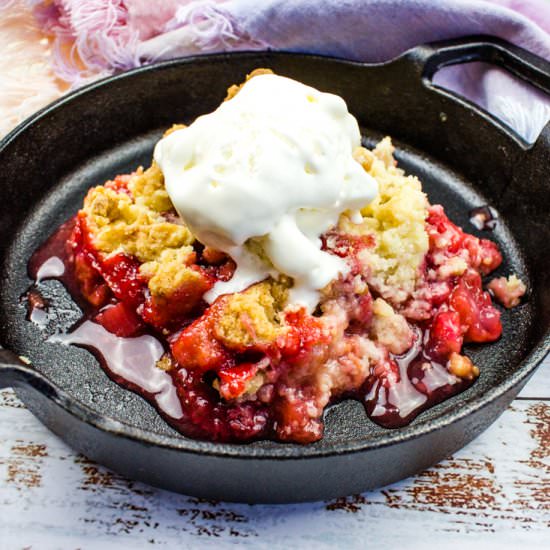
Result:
[370, 298, 413, 355]
[140, 247, 199, 298]
[342, 138, 429, 305]
[448, 352, 480, 381]
[214, 280, 288, 349]
[488, 274, 527, 308]
[128, 162, 174, 212]
[82, 171, 194, 263]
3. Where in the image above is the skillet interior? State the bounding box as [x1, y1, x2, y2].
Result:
[0, 38, 549, 500]
[0, 127, 534, 447]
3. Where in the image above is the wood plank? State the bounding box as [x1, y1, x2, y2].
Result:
[0, 387, 548, 549]
[519, 355, 550, 399]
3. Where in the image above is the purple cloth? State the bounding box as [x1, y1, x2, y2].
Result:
[135, 0, 550, 142]
[226, 0, 550, 62]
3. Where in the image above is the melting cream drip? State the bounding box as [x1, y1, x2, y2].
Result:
[154, 74, 378, 311]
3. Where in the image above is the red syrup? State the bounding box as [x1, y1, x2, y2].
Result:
[361, 327, 470, 429]
[26, 218, 102, 319]
[27, 219, 182, 421]
[28, 219, 76, 296]
[24, 219, 75, 328]
[26, 219, 272, 441]
[27, 216, 478, 443]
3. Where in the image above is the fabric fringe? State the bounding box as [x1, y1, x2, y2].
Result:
[168, 1, 243, 50]
[30, 0, 139, 87]
[492, 93, 550, 143]
[0, 0, 65, 137]
[137, 0, 266, 64]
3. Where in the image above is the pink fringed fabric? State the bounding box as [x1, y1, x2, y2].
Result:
[0, 0, 210, 135]
[22, 0, 233, 84]
[31, 0, 138, 85]
[126, 0, 193, 40]
[135, 1, 265, 63]
[0, 0, 254, 137]
[0, 0, 65, 137]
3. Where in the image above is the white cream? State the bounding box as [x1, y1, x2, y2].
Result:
[154, 73, 378, 311]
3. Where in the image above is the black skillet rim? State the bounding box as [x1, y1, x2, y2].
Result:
[1, 47, 549, 460]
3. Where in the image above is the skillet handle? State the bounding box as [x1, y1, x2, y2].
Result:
[420, 35, 550, 95]
[0, 348, 55, 393]
[415, 35, 550, 144]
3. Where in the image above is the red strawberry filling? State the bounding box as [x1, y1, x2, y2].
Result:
[31, 170, 515, 444]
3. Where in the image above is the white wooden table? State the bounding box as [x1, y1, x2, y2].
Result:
[0, 354, 548, 549]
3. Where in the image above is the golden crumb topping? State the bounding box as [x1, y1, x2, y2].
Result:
[162, 123, 187, 137]
[81, 164, 196, 298]
[370, 298, 413, 354]
[214, 280, 289, 349]
[448, 352, 479, 380]
[82, 181, 194, 263]
[341, 137, 429, 303]
[156, 354, 176, 372]
[140, 247, 198, 298]
[128, 163, 174, 213]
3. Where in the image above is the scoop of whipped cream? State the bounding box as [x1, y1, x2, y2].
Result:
[154, 73, 378, 311]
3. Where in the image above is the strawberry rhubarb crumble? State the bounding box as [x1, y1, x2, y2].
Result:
[29, 70, 526, 443]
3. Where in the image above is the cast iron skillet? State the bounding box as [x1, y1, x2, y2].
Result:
[0, 36, 549, 503]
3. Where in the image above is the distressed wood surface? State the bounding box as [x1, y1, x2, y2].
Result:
[0, 356, 548, 549]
